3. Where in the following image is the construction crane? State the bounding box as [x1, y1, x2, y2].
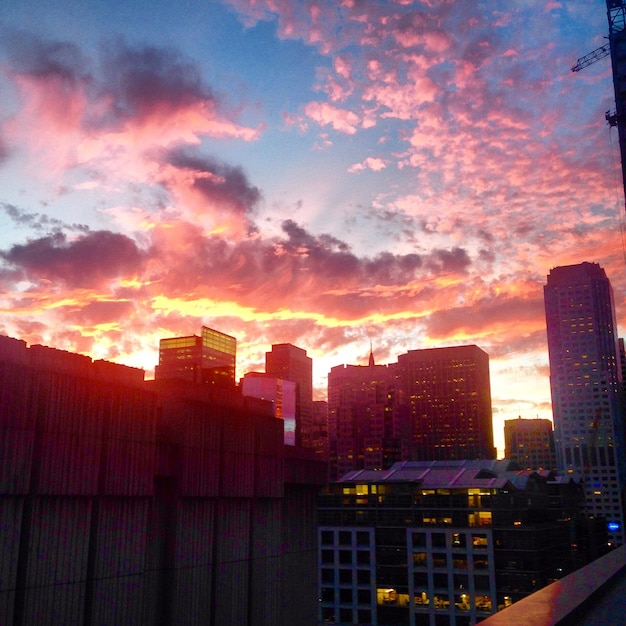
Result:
[571, 43, 610, 72]
[573, 1, 626, 249]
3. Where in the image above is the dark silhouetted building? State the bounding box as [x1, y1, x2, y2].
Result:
[544, 262, 626, 545]
[310, 400, 330, 462]
[0, 335, 326, 626]
[328, 349, 400, 480]
[155, 325, 236, 386]
[504, 417, 557, 471]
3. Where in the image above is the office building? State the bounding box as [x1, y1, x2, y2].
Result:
[265, 343, 313, 448]
[310, 400, 330, 462]
[544, 262, 626, 545]
[155, 325, 236, 386]
[241, 371, 297, 444]
[0, 335, 326, 626]
[504, 417, 557, 471]
[328, 350, 401, 480]
[393, 345, 496, 462]
[318, 460, 594, 626]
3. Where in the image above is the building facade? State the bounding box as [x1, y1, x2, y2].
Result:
[0, 335, 326, 626]
[265, 343, 314, 448]
[155, 325, 236, 386]
[544, 262, 626, 545]
[318, 460, 593, 626]
[327, 345, 496, 481]
[241, 372, 297, 444]
[328, 351, 400, 481]
[393, 345, 496, 463]
[504, 417, 557, 471]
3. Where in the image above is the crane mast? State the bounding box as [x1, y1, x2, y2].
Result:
[606, 1, 626, 214]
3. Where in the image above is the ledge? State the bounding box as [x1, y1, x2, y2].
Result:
[480, 544, 626, 626]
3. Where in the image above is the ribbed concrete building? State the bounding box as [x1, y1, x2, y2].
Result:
[0, 335, 326, 626]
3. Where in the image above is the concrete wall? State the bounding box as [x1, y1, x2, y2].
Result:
[0, 336, 327, 626]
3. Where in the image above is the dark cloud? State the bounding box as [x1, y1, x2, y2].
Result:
[98, 39, 216, 123]
[425, 247, 471, 273]
[1, 202, 89, 233]
[1, 29, 88, 83]
[165, 148, 261, 214]
[1, 230, 146, 287]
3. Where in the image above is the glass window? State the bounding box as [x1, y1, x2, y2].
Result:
[356, 550, 370, 565]
[339, 588, 353, 603]
[339, 531, 352, 546]
[357, 589, 371, 605]
[321, 587, 335, 602]
[357, 569, 370, 584]
[339, 569, 352, 584]
[339, 550, 352, 565]
[321, 568, 334, 584]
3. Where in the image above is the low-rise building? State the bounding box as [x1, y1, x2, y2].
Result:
[318, 459, 603, 626]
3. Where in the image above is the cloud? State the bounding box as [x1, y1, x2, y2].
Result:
[304, 101, 361, 134]
[348, 156, 387, 173]
[1, 230, 147, 288]
[164, 148, 261, 218]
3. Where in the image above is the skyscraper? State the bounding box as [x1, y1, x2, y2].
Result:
[544, 262, 626, 545]
[155, 326, 236, 386]
[504, 417, 557, 471]
[265, 343, 313, 448]
[241, 372, 297, 444]
[328, 349, 399, 480]
[393, 345, 496, 462]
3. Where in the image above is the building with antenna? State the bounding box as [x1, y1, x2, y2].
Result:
[544, 261, 626, 545]
[328, 344, 496, 480]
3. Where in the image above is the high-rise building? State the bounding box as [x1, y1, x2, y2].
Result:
[265, 343, 313, 448]
[328, 350, 399, 480]
[544, 261, 626, 545]
[310, 400, 330, 462]
[327, 345, 496, 480]
[155, 326, 236, 386]
[393, 345, 496, 462]
[241, 372, 297, 445]
[504, 417, 557, 471]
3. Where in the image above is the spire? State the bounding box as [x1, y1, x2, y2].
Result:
[368, 340, 375, 367]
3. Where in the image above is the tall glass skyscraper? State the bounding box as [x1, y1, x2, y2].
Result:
[544, 262, 625, 545]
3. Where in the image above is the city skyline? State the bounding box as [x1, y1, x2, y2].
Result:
[0, 1, 625, 457]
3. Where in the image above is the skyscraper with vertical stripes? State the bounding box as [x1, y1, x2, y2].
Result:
[544, 262, 626, 545]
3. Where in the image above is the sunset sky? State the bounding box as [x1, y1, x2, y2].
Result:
[0, 0, 624, 454]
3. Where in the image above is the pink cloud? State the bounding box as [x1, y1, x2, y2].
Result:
[348, 157, 387, 173]
[304, 101, 361, 134]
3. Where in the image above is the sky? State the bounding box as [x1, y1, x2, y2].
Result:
[0, 0, 624, 455]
